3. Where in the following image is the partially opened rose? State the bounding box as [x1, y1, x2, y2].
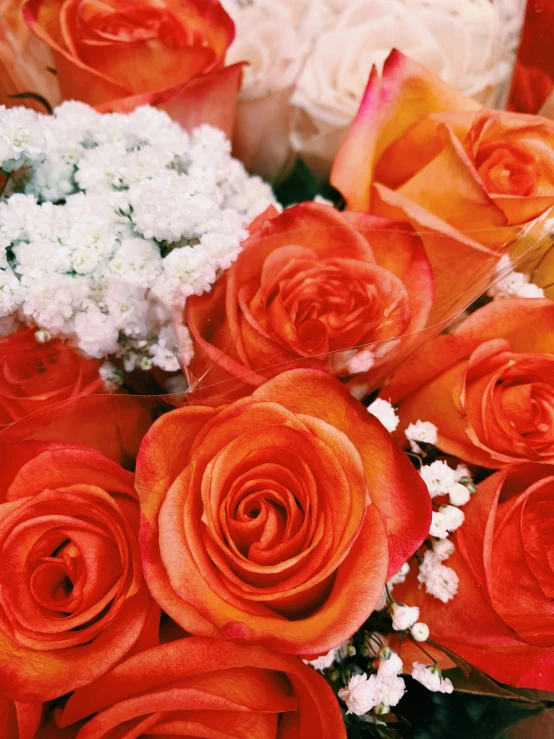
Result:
[0, 440, 155, 701]
[395, 462, 554, 691]
[23, 0, 241, 136]
[387, 298, 554, 468]
[0, 327, 104, 427]
[56, 637, 345, 738]
[331, 50, 554, 238]
[136, 370, 431, 654]
[186, 202, 434, 402]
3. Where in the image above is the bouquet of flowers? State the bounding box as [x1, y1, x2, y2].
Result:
[0, 1, 553, 738]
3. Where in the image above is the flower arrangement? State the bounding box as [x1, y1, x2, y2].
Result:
[0, 1, 553, 738]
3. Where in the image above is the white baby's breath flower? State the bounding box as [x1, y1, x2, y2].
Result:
[406, 420, 438, 453]
[432, 537, 455, 562]
[339, 673, 380, 715]
[304, 647, 338, 671]
[368, 398, 399, 433]
[419, 461, 456, 498]
[391, 604, 420, 631]
[439, 504, 465, 532]
[99, 361, 125, 390]
[418, 550, 459, 603]
[430, 511, 449, 539]
[448, 481, 471, 507]
[411, 622, 430, 642]
[0, 106, 45, 171]
[454, 463, 472, 483]
[0, 268, 25, 316]
[412, 662, 454, 694]
[488, 268, 545, 299]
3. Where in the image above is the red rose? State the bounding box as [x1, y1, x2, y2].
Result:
[396, 462, 554, 691]
[136, 369, 431, 655]
[186, 202, 434, 402]
[0, 328, 104, 427]
[55, 637, 346, 738]
[0, 440, 155, 701]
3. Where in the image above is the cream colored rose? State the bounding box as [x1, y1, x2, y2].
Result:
[224, 0, 311, 180]
[289, 0, 519, 178]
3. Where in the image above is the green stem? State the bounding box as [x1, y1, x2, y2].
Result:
[407, 634, 437, 665]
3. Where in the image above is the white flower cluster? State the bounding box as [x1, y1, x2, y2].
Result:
[405, 419, 438, 453]
[0, 103, 277, 372]
[420, 461, 473, 505]
[412, 662, 454, 694]
[339, 647, 406, 716]
[418, 548, 459, 603]
[368, 397, 400, 433]
[488, 256, 545, 300]
[408, 428, 475, 603]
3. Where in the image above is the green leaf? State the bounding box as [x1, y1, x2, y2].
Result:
[274, 158, 344, 208]
[426, 638, 473, 681]
[9, 92, 53, 114]
[446, 667, 554, 707]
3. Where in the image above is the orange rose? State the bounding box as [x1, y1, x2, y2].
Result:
[0, 440, 156, 701]
[0, 327, 104, 427]
[186, 202, 435, 402]
[136, 369, 431, 655]
[387, 298, 554, 468]
[0, 697, 41, 739]
[23, 0, 241, 136]
[395, 462, 554, 691]
[0, 0, 61, 109]
[331, 50, 554, 239]
[53, 637, 345, 738]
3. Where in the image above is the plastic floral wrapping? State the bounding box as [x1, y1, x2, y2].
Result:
[181, 211, 554, 406]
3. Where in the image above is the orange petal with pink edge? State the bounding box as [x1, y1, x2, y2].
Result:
[330, 49, 480, 210]
[96, 63, 244, 139]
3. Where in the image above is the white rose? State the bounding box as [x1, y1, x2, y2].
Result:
[289, 0, 520, 178]
[226, 1, 311, 180]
